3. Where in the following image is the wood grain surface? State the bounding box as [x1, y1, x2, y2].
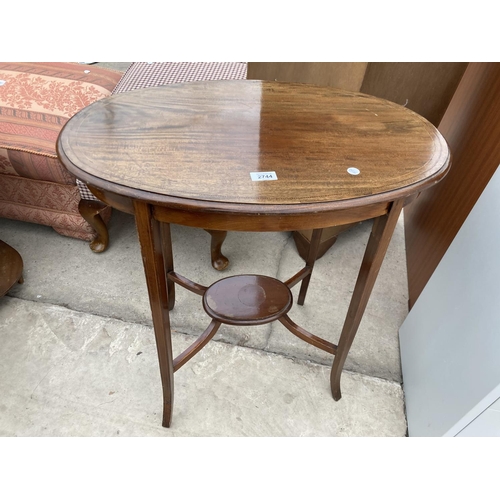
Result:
[0, 240, 23, 297]
[404, 62, 500, 308]
[57, 80, 450, 212]
[203, 274, 293, 325]
[55, 79, 454, 428]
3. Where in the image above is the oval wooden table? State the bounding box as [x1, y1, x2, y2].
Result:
[57, 80, 451, 428]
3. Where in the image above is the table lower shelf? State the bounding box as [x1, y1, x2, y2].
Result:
[168, 271, 338, 374]
[203, 274, 293, 326]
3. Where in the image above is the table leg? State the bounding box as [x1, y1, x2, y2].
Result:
[134, 201, 175, 427]
[78, 199, 109, 253]
[330, 199, 404, 400]
[297, 228, 323, 305]
[161, 223, 175, 311]
[206, 230, 229, 271]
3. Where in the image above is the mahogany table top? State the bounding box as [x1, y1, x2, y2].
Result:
[57, 80, 450, 213]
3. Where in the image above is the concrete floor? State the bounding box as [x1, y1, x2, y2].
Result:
[0, 62, 409, 436]
[0, 211, 408, 436]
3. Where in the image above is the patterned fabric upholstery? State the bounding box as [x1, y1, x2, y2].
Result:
[0, 62, 247, 243]
[0, 62, 120, 172]
[0, 174, 100, 241]
[0, 62, 122, 239]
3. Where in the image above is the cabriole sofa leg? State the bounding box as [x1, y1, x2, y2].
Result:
[78, 199, 110, 253]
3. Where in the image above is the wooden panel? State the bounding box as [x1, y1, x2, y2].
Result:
[404, 62, 500, 308]
[247, 63, 468, 126]
[247, 62, 368, 91]
[361, 62, 468, 126]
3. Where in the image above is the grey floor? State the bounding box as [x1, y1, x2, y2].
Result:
[0, 62, 409, 436]
[0, 211, 408, 436]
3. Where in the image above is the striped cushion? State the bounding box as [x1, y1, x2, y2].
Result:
[0, 62, 122, 185]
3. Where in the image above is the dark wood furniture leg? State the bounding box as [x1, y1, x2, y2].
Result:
[0, 240, 24, 297]
[297, 228, 323, 305]
[206, 229, 229, 271]
[78, 199, 109, 253]
[134, 201, 175, 427]
[293, 224, 356, 262]
[161, 223, 176, 311]
[330, 199, 404, 400]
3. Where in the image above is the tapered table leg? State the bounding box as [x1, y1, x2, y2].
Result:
[161, 223, 175, 311]
[330, 199, 404, 400]
[134, 201, 175, 427]
[297, 228, 323, 305]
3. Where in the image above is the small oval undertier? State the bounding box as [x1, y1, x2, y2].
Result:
[203, 274, 293, 325]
